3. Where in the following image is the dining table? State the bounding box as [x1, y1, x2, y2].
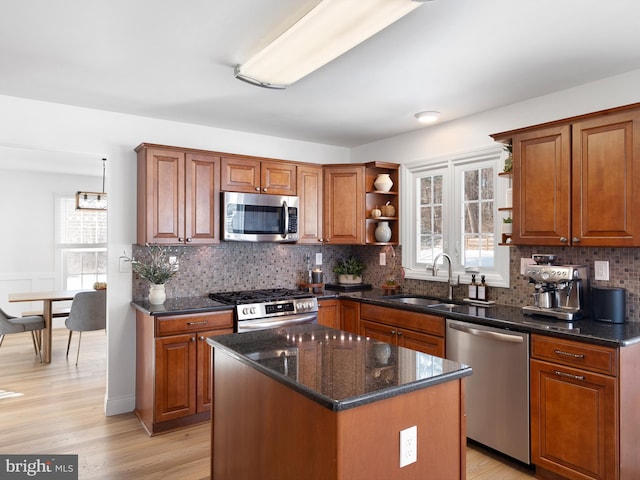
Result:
[8, 290, 85, 363]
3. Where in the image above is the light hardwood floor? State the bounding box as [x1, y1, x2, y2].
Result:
[0, 328, 536, 479]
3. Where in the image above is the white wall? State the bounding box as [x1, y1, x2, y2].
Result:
[0, 94, 350, 416]
[351, 68, 640, 164]
[0, 168, 100, 327]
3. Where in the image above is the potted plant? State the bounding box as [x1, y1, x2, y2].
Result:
[124, 244, 183, 304]
[502, 216, 513, 235]
[333, 255, 365, 284]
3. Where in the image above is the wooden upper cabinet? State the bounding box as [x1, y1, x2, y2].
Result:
[572, 109, 640, 246]
[221, 156, 296, 195]
[297, 165, 323, 244]
[496, 103, 640, 247]
[512, 124, 571, 246]
[261, 160, 297, 195]
[220, 156, 260, 193]
[136, 145, 220, 245]
[185, 153, 220, 244]
[323, 165, 365, 244]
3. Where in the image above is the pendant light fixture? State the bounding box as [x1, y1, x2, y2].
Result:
[76, 158, 107, 210]
[235, 0, 432, 89]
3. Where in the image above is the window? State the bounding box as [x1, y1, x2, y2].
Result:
[458, 164, 495, 269]
[402, 145, 509, 287]
[56, 196, 107, 290]
[416, 169, 446, 265]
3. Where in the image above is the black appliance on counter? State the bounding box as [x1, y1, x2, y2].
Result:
[209, 288, 318, 333]
[591, 286, 626, 323]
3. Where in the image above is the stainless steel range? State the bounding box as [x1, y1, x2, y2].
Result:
[208, 288, 318, 333]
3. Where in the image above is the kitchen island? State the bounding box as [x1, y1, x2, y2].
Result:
[207, 323, 472, 480]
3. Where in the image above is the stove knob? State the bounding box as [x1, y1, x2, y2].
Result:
[242, 307, 249, 315]
[250, 307, 257, 315]
[541, 272, 550, 281]
[300, 302, 308, 310]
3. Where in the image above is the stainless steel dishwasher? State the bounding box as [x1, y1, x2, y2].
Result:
[446, 319, 530, 464]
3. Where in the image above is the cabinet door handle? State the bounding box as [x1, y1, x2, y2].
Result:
[178, 237, 184, 242]
[559, 237, 568, 243]
[255, 187, 260, 191]
[187, 320, 209, 326]
[263, 188, 268, 193]
[554, 349, 585, 359]
[390, 330, 397, 335]
[190, 337, 196, 342]
[199, 336, 205, 341]
[186, 237, 192, 243]
[572, 237, 580, 243]
[396, 331, 402, 336]
[554, 370, 584, 381]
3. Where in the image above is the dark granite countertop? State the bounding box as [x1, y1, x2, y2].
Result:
[337, 289, 640, 347]
[130, 288, 640, 346]
[206, 323, 472, 412]
[131, 296, 233, 316]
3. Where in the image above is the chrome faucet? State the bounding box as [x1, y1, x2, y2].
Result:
[431, 253, 456, 300]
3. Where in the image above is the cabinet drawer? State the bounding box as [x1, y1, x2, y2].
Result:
[531, 334, 618, 376]
[360, 303, 445, 337]
[156, 311, 234, 337]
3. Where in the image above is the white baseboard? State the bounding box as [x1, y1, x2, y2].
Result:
[104, 393, 136, 417]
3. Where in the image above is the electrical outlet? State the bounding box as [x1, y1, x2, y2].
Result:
[594, 260, 609, 281]
[379, 252, 386, 266]
[399, 425, 417, 468]
[169, 256, 179, 272]
[315, 253, 322, 265]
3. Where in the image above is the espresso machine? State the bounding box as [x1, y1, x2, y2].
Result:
[523, 263, 590, 321]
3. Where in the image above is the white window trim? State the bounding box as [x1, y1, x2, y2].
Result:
[401, 144, 510, 288]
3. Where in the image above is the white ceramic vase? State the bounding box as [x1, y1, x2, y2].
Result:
[373, 173, 393, 192]
[375, 221, 392, 242]
[149, 283, 166, 305]
[502, 223, 513, 235]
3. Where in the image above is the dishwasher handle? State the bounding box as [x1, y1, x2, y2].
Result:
[448, 322, 524, 344]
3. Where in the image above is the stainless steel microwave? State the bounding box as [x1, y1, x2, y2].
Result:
[222, 192, 299, 243]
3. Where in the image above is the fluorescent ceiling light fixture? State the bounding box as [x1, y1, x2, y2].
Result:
[415, 111, 440, 123]
[235, 0, 430, 89]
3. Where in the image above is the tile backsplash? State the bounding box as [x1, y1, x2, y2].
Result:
[132, 243, 639, 322]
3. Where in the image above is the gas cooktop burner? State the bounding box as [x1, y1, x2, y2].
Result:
[209, 288, 312, 305]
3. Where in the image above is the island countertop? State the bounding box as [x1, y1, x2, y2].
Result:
[206, 323, 472, 412]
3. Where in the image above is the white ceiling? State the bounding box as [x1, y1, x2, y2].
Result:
[1, 0, 640, 148]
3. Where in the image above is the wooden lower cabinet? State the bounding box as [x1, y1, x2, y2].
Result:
[135, 309, 233, 435]
[359, 303, 445, 357]
[339, 299, 360, 333]
[530, 334, 640, 480]
[318, 299, 339, 329]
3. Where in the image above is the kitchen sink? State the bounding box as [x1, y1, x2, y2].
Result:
[385, 296, 461, 310]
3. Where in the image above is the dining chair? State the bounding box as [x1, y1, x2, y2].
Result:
[0, 307, 45, 362]
[65, 290, 106, 366]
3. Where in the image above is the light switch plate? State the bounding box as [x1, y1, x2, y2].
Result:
[379, 252, 386, 266]
[315, 253, 322, 265]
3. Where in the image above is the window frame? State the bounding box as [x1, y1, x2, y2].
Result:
[401, 145, 510, 287]
[55, 194, 108, 290]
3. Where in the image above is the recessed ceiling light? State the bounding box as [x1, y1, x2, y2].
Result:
[415, 111, 440, 124]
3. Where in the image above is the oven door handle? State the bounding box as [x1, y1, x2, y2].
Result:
[238, 312, 317, 333]
[282, 200, 289, 239]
